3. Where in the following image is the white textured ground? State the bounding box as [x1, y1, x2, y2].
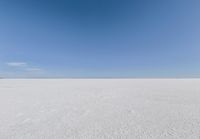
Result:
[0, 79, 200, 139]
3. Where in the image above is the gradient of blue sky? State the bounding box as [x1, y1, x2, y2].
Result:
[0, 0, 200, 77]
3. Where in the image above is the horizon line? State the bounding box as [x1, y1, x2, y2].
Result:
[1, 77, 200, 79]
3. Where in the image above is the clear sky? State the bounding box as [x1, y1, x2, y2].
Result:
[0, 0, 200, 78]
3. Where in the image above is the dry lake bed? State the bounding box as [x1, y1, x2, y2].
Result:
[0, 79, 200, 139]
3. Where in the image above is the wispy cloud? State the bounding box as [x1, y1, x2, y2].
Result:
[25, 68, 42, 72]
[6, 62, 27, 67]
[6, 62, 43, 73]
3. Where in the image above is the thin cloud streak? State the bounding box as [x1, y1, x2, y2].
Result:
[6, 62, 27, 67]
[25, 68, 42, 72]
[6, 62, 43, 74]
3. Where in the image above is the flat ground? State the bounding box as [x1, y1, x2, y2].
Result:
[0, 79, 200, 139]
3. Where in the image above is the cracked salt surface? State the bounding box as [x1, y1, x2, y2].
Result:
[0, 79, 200, 139]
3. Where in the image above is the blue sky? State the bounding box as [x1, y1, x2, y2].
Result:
[0, 0, 200, 78]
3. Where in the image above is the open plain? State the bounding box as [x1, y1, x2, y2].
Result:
[0, 79, 200, 139]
